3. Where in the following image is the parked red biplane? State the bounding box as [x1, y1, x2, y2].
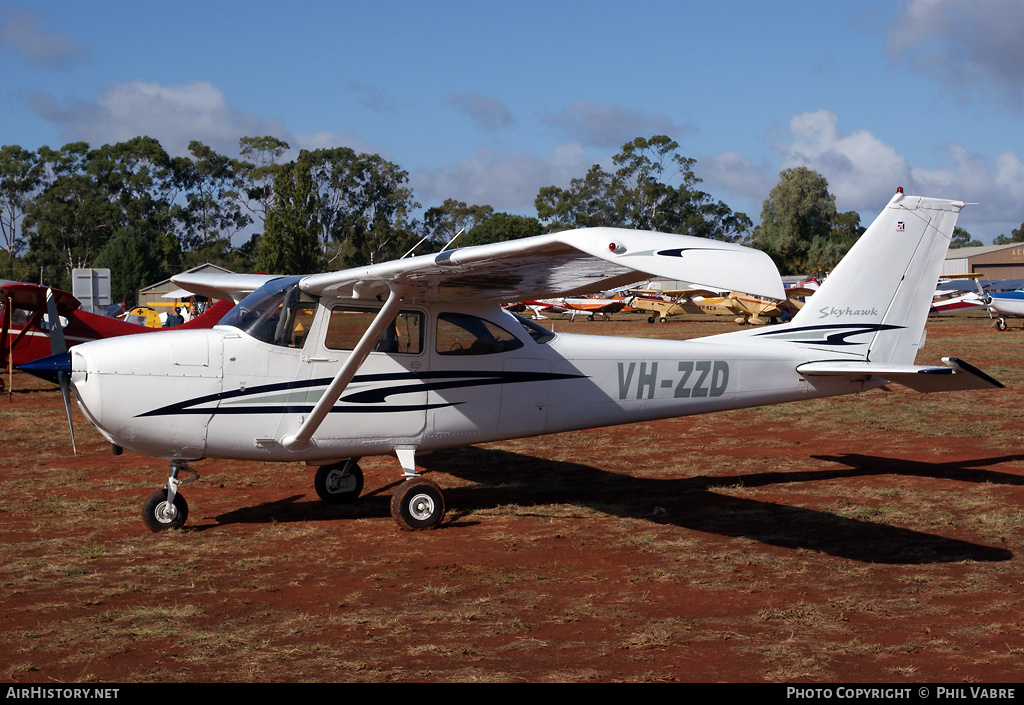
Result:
[0, 281, 231, 390]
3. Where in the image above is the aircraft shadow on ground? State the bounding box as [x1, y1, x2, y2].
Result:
[211, 447, 1023, 565]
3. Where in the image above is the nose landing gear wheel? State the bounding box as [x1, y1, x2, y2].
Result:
[391, 478, 446, 531]
[314, 460, 364, 504]
[141, 489, 189, 532]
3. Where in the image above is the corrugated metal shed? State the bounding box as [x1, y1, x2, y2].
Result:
[138, 263, 234, 309]
[943, 243, 1024, 279]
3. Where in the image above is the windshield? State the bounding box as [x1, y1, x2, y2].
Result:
[219, 276, 317, 347]
[511, 312, 556, 344]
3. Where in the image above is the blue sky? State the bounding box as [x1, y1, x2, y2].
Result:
[2, 0, 1024, 243]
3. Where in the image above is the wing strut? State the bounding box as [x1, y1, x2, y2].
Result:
[280, 284, 413, 452]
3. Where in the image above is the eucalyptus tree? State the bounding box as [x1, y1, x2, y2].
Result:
[0, 145, 42, 279]
[535, 136, 750, 241]
[255, 161, 323, 275]
[237, 135, 290, 227]
[178, 141, 252, 253]
[460, 212, 542, 247]
[752, 167, 862, 275]
[23, 142, 122, 288]
[298, 148, 419, 268]
[422, 198, 494, 249]
[95, 225, 167, 307]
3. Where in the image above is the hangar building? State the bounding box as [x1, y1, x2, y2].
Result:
[942, 243, 1024, 280]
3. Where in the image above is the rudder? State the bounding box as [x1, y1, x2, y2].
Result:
[787, 190, 964, 365]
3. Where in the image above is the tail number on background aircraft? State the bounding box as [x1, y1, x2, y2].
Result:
[617, 361, 729, 400]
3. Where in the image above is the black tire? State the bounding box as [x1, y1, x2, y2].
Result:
[141, 489, 189, 532]
[996, 318, 1008, 331]
[647, 316, 655, 324]
[391, 479, 446, 531]
[314, 461, 364, 504]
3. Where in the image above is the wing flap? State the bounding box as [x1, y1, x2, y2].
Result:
[797, 357, 1003, 392]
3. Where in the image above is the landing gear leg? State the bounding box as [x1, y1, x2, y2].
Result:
[142, 460, 198, 532]
[390, 446, 446, 531]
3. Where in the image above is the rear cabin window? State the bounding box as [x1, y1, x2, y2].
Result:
[436, 313, 524, 355]
[325, 306, 424, 354]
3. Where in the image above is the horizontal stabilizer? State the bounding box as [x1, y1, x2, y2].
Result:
[797, 357, 1003, 393]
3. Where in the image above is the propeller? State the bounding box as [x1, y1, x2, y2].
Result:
[43, 288, 77, 454]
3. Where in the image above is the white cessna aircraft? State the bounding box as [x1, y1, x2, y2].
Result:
[67, 189, 1002, 532]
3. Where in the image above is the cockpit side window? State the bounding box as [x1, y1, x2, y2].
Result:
[436, 313, 524, 355]
[325, 306, 424, 354]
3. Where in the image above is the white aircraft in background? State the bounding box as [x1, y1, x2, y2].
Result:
[62, 189, 1001, 532]
[982, 284, 1024, 330]
[929, 273, 987, 315]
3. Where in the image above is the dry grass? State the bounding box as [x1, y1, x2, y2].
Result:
[1, 311, 1023, 682]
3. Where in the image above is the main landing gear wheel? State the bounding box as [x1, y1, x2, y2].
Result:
[314, 460, 364, 504]
[391, 478, 446, 531]
[995, 317, 1008, 331]
[141, 489, 189, 532]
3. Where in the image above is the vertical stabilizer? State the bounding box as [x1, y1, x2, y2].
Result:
[785, 190, 964, 364]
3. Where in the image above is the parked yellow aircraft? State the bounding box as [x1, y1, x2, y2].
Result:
[629, 285, 817, 325]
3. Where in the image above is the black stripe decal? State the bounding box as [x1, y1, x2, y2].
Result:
[753, 323, 903, 346]
[136, 370, 585, 418]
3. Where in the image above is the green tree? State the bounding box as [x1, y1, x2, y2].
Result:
[95, 225, 167, 307]
[536, 164, 620, 232]
[461, 212, 542, 247]
[535, 136, 750, 241]
[0, 145, 42, 280]
[992, 222, 1024, 245]
[423, 198, 494, 249]
[255, 162, 323, 275]
[23, 143, 122, 289]
[238, 136, 290, 227]
[296, 148, 419, 267]
[751, 167, 859, 275]
[949, 227, 982, 248]
[178, 141, 251, 252]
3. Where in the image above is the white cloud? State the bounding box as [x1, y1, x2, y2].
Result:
[30, 80, 289, 157]
[773, 110, 912, 211]
[696, 150, 773, 205]
[888, 0, 1024, 106]
[411, 143, 590, 213]
[542, 100, 691, 148]
[911, 143, 1024, 224]
[446, 92, 515, 131]
[348, 82, 399, 114]
[0, 8, 90, 69]
[770, 109, 1024, 240]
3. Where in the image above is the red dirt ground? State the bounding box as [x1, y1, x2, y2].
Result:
[1, 314, 1022, 683]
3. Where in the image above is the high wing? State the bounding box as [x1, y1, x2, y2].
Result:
[299, 227, 784, 303]
[1, 282, 81, 315]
